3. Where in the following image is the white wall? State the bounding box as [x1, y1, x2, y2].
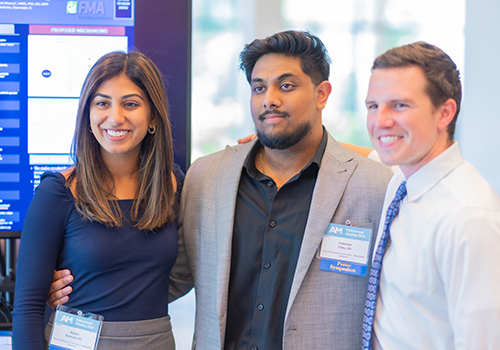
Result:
[460, 0, 500, 194]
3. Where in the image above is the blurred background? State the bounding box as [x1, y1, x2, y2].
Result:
[190, 0, 465, 160]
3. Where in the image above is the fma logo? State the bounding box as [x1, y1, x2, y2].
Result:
[79, 1, 105, 15]
[67, 1, 78, 14]
[329, 226, 343, 235]
[60, 315, 74, 323]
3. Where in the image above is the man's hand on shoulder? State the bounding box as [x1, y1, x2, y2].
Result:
[237, 133, 257, 144]
[338, 141, 373, 157]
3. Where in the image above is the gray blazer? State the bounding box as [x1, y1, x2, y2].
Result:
[170, 133, 392, 349]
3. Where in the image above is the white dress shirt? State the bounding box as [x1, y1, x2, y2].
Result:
[372, 142, 500, 350]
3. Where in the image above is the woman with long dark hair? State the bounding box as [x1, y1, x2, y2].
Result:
[13, 51, 182, 349]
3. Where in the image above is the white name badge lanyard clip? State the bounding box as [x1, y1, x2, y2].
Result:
[48, 305, 104, 350]
[319, 221, 372, 276]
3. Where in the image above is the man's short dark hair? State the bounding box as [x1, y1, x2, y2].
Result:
[239, 30, 330, 86]
[372, 41, 462, 140]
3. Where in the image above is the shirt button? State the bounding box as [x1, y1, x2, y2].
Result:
[267, 181, 274, 187]
[257, 304, 264, 311]
[264, 262, 271, 269]
[251, 346, 258, 350]
[269, 221, 276, 227]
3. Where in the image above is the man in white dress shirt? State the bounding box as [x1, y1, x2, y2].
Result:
[364, 41, 500, 349]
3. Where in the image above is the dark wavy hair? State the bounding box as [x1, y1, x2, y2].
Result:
[239, 30, 330, 86]
[372, 41, 462, 141]
[68, 51, 175, 230]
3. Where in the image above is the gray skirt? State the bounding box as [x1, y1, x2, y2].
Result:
[45, 313, 175, 350]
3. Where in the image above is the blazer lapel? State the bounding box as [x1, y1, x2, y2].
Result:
[285, 135, 359, 318]
[214, 140, 256, 341]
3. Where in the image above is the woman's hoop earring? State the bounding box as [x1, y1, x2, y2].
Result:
[89, 126, 93, 134]
[148, 125, 156, 134]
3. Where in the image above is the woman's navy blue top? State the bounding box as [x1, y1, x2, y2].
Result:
[12, 165, 184, 349]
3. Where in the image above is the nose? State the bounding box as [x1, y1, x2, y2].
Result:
[263, 86, 281, 110]
[107, 105, 125, 126]
[370, 105, 395, 129]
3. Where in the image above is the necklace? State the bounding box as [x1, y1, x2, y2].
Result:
[259, 147, 266, 175]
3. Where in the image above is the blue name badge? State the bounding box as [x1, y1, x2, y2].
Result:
[319, 223, 372, 276]
[48, 305, 103, 350]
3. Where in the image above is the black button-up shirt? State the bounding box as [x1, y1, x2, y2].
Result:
[224, 129, 328, 350]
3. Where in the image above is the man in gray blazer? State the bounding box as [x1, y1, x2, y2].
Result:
[48, 31, 392, 349]
[170, 31, 392, 349]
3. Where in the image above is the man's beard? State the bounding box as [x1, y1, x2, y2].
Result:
[256, 120, 313, 150]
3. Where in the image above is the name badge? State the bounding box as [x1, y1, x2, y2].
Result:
[48, 305, 103, 350]
[319, 223, 372, 276]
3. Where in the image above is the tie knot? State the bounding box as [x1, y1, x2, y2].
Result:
[395, 181, 407, 202]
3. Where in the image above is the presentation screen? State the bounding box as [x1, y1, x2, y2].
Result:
[0, 0, 135, 232]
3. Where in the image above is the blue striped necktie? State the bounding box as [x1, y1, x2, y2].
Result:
[362, 181, 407, 350]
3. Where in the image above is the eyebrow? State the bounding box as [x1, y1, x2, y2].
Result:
[93, 93, 144, 100]
[251, 73, 297, 84]
[365, 98, 413, 105]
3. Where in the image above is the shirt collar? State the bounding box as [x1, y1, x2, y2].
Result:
[404, 141, 464, 202]
[244, 127, 328, 179]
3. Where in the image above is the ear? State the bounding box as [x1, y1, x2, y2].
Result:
[316, 81, 332, 110]
[436, 98, 457, 132]
[149, 115, 156, 129]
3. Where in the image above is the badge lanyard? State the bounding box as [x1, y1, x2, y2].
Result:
[319, 222, 372, 276]
[48, 305, 104, 350]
